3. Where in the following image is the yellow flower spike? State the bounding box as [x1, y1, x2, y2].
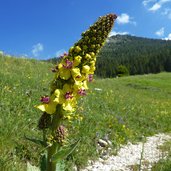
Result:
[37, 14, 117, 114]
[82, 65, 90, 73]
[35, 14, 117, 171]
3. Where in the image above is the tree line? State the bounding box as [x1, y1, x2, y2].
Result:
[95, 35, 171, 77]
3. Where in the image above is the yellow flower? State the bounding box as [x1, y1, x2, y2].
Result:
[54, 89, 65, 104]
[74, 46, 82, 53]
[35, 95, 57, 114]
[73, 55, 82, 66]
[58, 59, 73, 80]
[54, 84, 77, 112]
[63, 99, 77, 111]
[82, 65, 90, 73]
[59, 68, 71, 80]
[90, 66, 96, 74]
[71, 68, 85, 81]
[85, 54, 91, 60]
[73, 80, 88, 97]
[89, 52, 95, 58]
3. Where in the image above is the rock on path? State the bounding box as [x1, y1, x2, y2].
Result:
[82, 133, 171, 171]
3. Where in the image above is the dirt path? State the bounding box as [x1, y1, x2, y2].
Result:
[82, 133, 171, 171]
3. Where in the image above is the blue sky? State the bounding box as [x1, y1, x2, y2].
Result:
[0, 0, 171, 59]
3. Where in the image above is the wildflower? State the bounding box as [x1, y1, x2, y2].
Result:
[58, 59, 73, 80]
[74, 46, 82, 53]
[60, 52, 68, 58]
[40, 96, 50, 104]
[63, 59, 73, 69]
[88, 74, 93, 82]
[73, 55, 82, 66]
[54, 125, 68, 144]
[36, 13, 117, 114]
[54, 84, 77, 111]
[35, 95, 57, 114]
[71, 68, 84, 81]
[34, 14, 117, 171]
[38, 112, 51, 130]
[85, 53, 91, 60]
[82, 65, 90, 74]
[78, 88, 86, 96]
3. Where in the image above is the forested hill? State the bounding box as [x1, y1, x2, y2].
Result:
[96, 35, 171, 78]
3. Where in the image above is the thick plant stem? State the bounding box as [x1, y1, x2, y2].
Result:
[47, 106, 63, 171]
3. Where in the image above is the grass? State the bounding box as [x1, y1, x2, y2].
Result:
[151, 139, 171, 171]
[0, 55, 171, 170]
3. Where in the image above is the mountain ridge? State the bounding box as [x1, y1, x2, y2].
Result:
[95, 34, 171, 77]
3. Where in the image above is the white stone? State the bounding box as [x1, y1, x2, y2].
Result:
[82, 133, 171, 171]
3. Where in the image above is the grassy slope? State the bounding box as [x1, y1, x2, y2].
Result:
[0, 55, 171, 170]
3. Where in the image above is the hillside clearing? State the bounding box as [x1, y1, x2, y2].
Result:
[0, 56, 171, 170]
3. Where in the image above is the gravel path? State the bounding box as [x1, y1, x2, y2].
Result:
[82, 133, 171, 171]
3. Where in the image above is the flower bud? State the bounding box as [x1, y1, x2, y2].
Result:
[82, 65, 90, 73]
[74, 55, 82, 66]
[54, 125, 68, 145]
[38, 112, 51, 130]
[85, 53, 91, 60]
[74, 46, 82, 53]
[40, 96, 50, 104]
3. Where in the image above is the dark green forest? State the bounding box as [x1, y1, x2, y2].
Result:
[48, 35, 171, 78]
[96, 35, 171, 77]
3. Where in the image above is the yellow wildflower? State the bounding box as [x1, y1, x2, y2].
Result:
[35, 95, 57, 114]
[82, 65, 90, 73]
[73, 55, 82, 66]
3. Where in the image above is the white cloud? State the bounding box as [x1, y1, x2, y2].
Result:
[117, 13, 136, 25]
[163, 33, 171, 40]
[32, 43, 44, 57]
[155, 27, 165, 36]
[117, 14, 129, 24]
[149, 3, 161, 11]
[162, 8, 171, 19]
[109, 31, 129, 37]
[143, 0, 171, 12]
[55, 49, 66, 57]
[142, 0, 157, 6]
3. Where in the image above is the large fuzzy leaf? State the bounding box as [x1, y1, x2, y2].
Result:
[52, 139, 80, 162]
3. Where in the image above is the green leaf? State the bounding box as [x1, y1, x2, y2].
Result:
[52, 139, 81, 162]
[40, 153, 47, 171]
[27, 162, 40, 171]
[24, 135, 45, 146]
[56, 160, 65, 171]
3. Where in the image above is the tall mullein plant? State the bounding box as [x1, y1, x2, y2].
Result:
[34, 14, 117, 171]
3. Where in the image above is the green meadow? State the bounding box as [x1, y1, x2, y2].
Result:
[0, 55, 171, 170]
